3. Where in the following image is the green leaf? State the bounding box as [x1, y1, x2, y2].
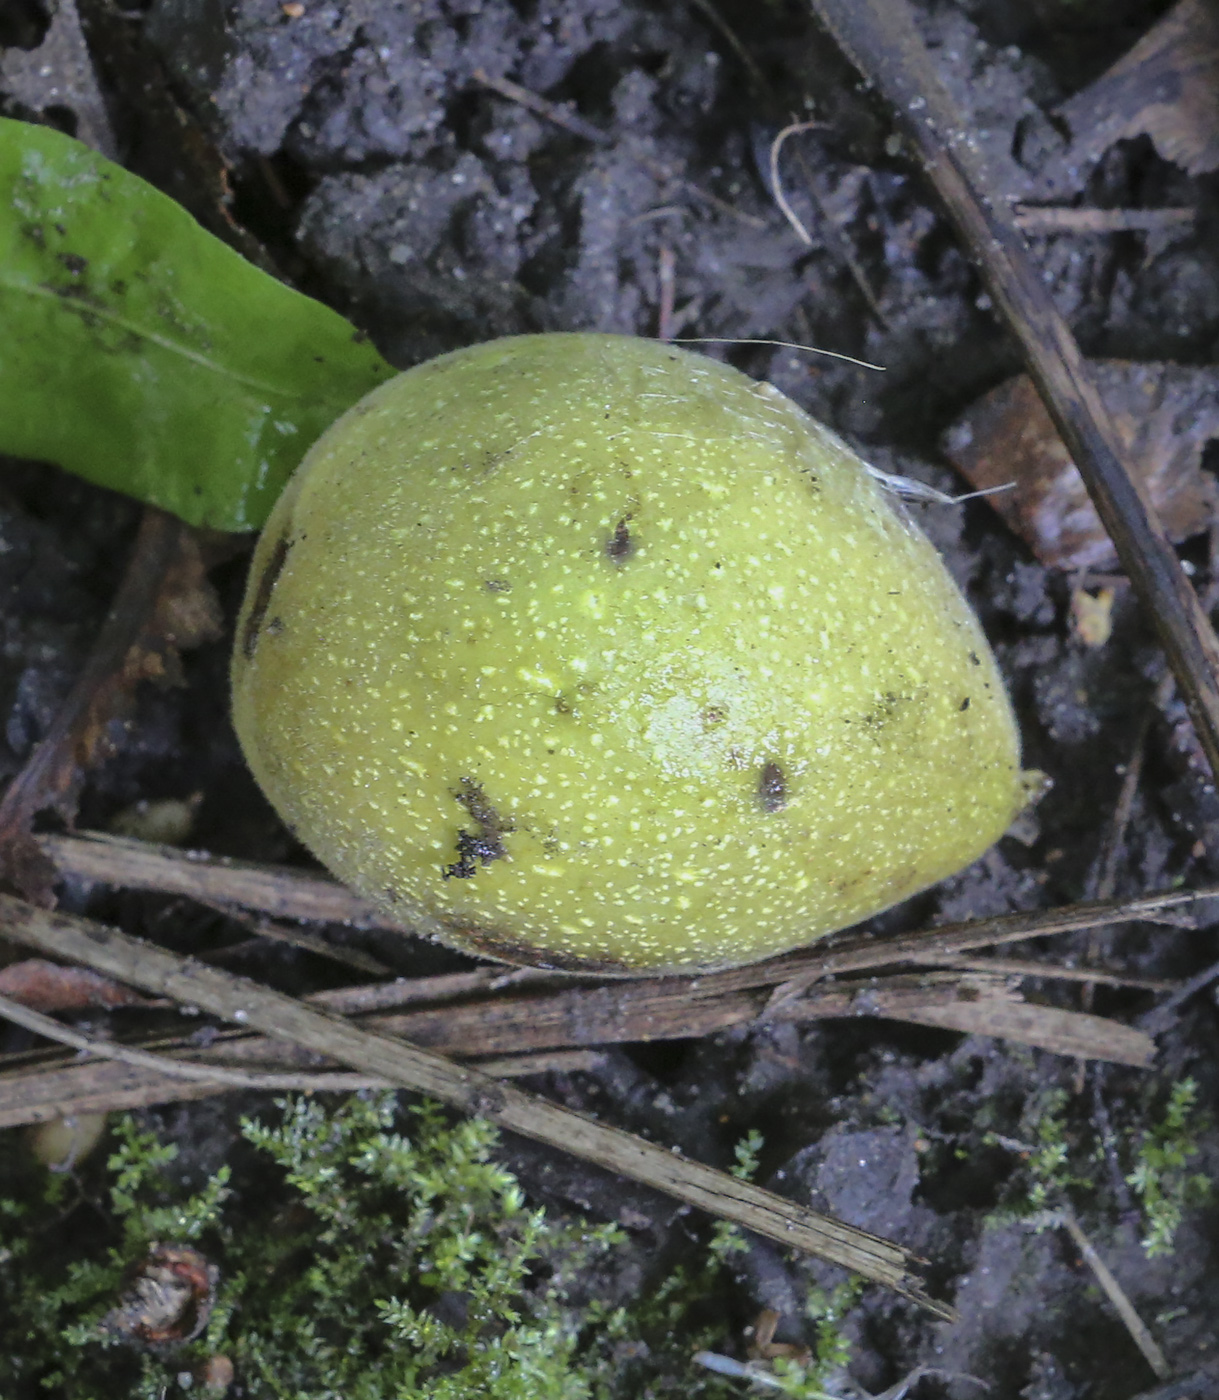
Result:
[0, 117, 395, 530]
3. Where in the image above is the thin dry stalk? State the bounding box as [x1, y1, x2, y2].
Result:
[1059, 1211, 1171, 1381]
[0, 964, 1154, 1131]
[472, 68, 612, 146]
[0, 993, 604, 1099]
[0, 993, 384, 1093]
[1013, 206, 1195, 235]
[657, 244, 677, 341]
[910, 954, 1176, 991]
[768, 121, 828, 246]
[751, 884, 1214, 1006]
[38, 830, 394, 927]
[688, 0, 885, 317]
[198, 899, 395, 977]
[0, 511, 182, 903]
[1075, 711, 1155, 1086]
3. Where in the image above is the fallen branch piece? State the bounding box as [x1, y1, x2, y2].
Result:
[0, 965, 1153, 1129]
[732, 884, 1214, 1002]
[1013, 206, 1195, 236]
[0, 958, 154, 1011]
[0, 993, 386, 1093]
[908, 954, 1176, 991]
[0, 511, 182, 903]
[0, 892, 951, 1316]
[39, 830, 397, 928]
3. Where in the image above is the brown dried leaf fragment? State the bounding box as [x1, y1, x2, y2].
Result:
[1071, 587, 1116, 648]
[943, 361, 1219, 570]
[73, 0, 275, 270]
[1056, 0, 1219, 179]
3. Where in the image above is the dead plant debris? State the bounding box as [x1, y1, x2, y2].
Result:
[1055, 0, 1219, 180]
[944, 361, 1219, 571]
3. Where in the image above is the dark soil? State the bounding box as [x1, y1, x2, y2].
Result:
[3, 1, 1218, 1396]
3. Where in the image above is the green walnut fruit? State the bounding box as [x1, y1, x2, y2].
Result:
[232, 333, 1028, 975]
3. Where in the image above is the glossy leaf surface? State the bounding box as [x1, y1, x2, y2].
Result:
[0, 118, 394, 530]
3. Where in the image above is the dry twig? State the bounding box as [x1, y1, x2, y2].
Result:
[38, 830, 1217, 958]
[0, 965, 1155, 1129]
[0, 992, 605, 1099]
[198, 900, 395, 977]
[0, 992, 386, 1093]
[657, 244, 677, 341]
[38, 830, 395, 928]
[1059, 1211, 1171, 1381]
[909, 954, 1174, 991]
[0, 891, 950, 1314]
[808, 0, 1219, 782]
[472, 68, 612, 146]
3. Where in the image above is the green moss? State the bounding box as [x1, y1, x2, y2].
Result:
[0, 1100, 864, 1399]
[986, 1077, 1213, 1254]
[707, 1128, 765, 1262]
[1126, 1078, 1212, 1258]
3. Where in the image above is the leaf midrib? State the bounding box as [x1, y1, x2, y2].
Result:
[4, 273, 332, 405]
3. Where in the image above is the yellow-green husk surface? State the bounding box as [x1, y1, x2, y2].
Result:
[232, 333, 1026, 974]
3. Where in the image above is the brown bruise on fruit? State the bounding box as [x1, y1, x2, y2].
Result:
[605, 517, 635, 562]
[241, 533, 291, 659]
[232, 334, 1027, 975]
[758, 761, 787, 813]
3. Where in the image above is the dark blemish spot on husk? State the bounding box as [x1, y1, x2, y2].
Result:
[443, 778, 513, 879]
[444, 830, 503, 879]
[605, 518, 634, 562]
[960, 696, 971, 711]
[758, 762, 787, 812]
[242, 535, 292, 659]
